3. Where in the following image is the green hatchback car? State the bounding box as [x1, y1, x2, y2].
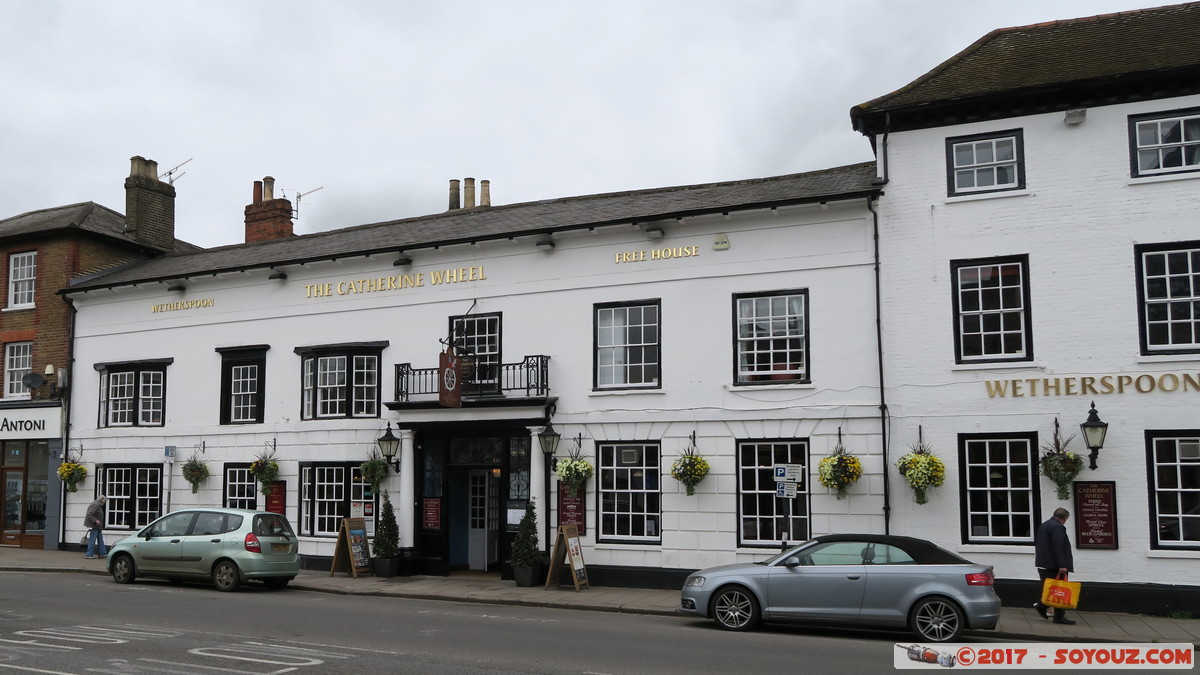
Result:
[106, 508, 300, 591]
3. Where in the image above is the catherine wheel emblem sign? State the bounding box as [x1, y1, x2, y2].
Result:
[439, 349, 462, 408]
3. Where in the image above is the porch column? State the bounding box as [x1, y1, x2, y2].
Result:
[529, 425, 548, 552]
[398, 428, 416, 548]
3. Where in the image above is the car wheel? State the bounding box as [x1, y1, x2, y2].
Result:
[711, 586, 760, 631]
[911, 596, 964, 642]
[110, 554, 136, 584]
[212, 560, 242, 592]
[263, 578, 290, 590]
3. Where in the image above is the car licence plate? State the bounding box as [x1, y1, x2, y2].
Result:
[272, 543, 290, 552]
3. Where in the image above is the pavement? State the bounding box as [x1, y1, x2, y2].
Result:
[2, 547, 1197, 646]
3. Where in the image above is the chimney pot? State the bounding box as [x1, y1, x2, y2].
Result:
[464, 177, 476, 209]
[145, 159, 159, 180]
[448, 179, 461, 211]
[480, 179, 491, 207]
[263, 176, 275, 201]
[253, 180, 263, 204]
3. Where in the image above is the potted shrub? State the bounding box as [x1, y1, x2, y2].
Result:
[511, 498, 540, 587]
[371, 491, 401, 578]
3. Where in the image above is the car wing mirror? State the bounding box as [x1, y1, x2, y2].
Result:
[783, 556, 802, 568]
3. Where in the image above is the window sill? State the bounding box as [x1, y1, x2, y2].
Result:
[593, 541, 663, 551]
[1136, 353, 1200, 364]
[950, 360, 1043, 372]
[1, 305, 34, 313]
[1128, 171, 1200, 186]
[944, 189, 1031, 204]
[1147, 548, 1200, 558]
[956, 543, 1032, 554]
[589, 388, 665, 397]
[726, 382, 815, 391]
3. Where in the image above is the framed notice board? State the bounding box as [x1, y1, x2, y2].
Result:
[545, 524, 589, 592]
[330, 517, 372, 577]
[1074, 481, 1118, 549]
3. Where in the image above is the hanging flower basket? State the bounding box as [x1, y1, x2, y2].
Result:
[817, 441, 862, 500]
[671, 442, 710, 496]
[181, 453, 210, 494]
[250, 448, 280, 497]
[57, 458, 87, 493]
[360, 450, 388, 495]
[896, 441, 945, 505]
[1041, 419, 1083, 501]
[554, 444, 594, 499]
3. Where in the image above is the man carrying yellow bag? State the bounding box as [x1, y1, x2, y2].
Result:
[1034, 507, 1077, 625]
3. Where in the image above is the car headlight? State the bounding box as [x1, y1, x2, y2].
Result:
[684, 575, 706, 588]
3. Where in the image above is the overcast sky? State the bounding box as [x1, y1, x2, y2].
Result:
[0, 0, 1176, 248]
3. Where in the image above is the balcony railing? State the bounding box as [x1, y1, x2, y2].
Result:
[393, 355, 550, 402]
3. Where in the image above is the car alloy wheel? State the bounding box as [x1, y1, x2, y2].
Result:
[111, 554, 136, 584]
[712, 586, 760, 631]
[212, 560, 242, 592]
[911, 596, 964, 642]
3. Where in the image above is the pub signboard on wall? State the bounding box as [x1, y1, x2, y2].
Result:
[1074, 481, 1117, 549]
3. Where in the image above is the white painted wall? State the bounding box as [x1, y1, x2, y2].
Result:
[878, 93, 1200, 584]
[66, 199, 885, 569]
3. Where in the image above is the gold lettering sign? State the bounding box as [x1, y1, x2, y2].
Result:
[305, 266, 487, 299]
[985, 373, 1200, 397]
[151, 298, 216, 313]
[614, 245, 700, 264]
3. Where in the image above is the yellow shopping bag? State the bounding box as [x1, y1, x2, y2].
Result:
[1041, 574, 1081, 610]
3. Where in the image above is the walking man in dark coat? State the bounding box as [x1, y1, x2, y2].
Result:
[1034, 507, 1076, 624]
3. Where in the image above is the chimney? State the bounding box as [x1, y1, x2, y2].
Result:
[124, 155, 177, 251]
[448, 179, 461, 211]
[480, 179, 491, 207]
[244, 175, 295, 243]
[463, 177, 476, 209]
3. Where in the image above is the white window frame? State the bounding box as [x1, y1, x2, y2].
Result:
[598, 442, 660, 543]
[4, 342, 31, 399]
[7, 251, 36, 309]
[946, 130, 1024, 196]
[100, 465, 162, 530]
[959, 433, 1037, 544]
[97, 361, 169, 427]
[298, 344, 383, 420]
[451, 313, 502, 384]
[737, 439, 810, 547]
[951, 256, 1032, 363]
[224, 465, 257, 510]
[299, 463, 374, 537]
[1149, 432, 1200, 550]
[1137, 242, 1200, 354]
[594, 301, 660, 389]
[734, 291, 808, 384]
[1131, 108, 1200, 178]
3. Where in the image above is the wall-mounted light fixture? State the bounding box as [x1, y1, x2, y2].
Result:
[643, 224, 664, 240]
[535, 236, 555, 251]
[1080, 401, 1109, 470]
[167, 283, 186, 292]
[377, 423, 402, 473]
[393, 253, 413, 267]
[538, 423, 561, 461]
[267, 269, 287, 280]
[1064, 108, 1087, 126]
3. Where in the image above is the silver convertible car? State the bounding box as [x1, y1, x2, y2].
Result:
[679, 534, 1000, 642]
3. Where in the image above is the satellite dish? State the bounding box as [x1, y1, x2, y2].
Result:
[22, 373, 44, 389]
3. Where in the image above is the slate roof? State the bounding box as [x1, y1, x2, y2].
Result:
[0, 201, 201, 254]
[852, 1, 1200, 134]
[65, 162, 880, 292]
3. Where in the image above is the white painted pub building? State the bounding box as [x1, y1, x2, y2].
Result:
[54, 3, 1200, 610]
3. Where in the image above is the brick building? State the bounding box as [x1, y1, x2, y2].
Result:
[0, 156, 198, 549]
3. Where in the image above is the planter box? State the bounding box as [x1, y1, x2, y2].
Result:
[513, 565, 539, 587]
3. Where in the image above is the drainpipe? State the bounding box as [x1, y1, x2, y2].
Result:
[867, 195, 891, 534]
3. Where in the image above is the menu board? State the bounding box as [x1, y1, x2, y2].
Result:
[1074, 481, 1118, 549]
[329, 517, 372, 577]
[558, 491, 585, 535]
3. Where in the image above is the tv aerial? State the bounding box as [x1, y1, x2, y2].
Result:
[159, 158, 193, 185]
[289, 185, 324, 219]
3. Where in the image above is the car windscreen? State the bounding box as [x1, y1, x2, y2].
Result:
[253, 513, 295, 537]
